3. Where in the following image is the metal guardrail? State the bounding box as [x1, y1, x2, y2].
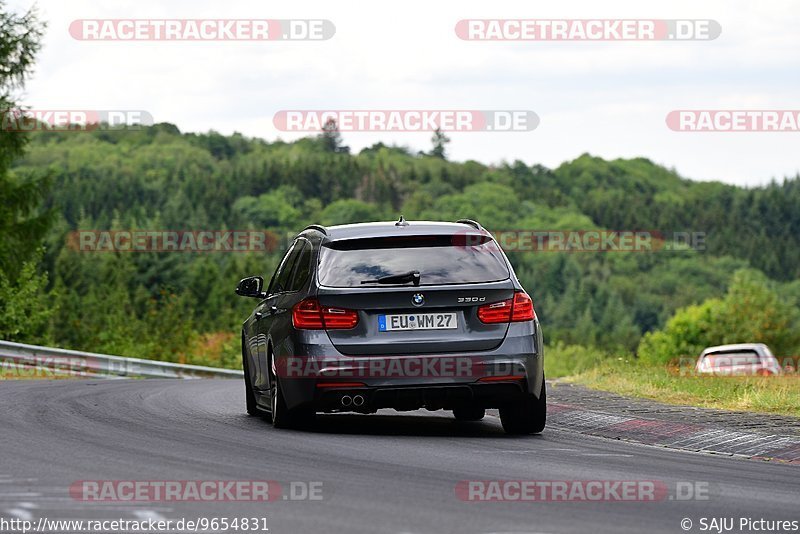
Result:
[0, 340, 243, 379]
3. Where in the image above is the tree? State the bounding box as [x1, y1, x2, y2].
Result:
[638, 269, 800, 365]
[12, 102, 800, 365]
[430, 128, 450, 159]
[319, 199, 385, 225]
[0, 2, 48, 278]
[0, 250, 52, 341]
[319, 118, 349, 154]
[0, 3, 52, 342]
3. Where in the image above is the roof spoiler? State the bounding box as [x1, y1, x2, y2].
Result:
[302, 224, 328, 235]
[455, 219, 484, 231]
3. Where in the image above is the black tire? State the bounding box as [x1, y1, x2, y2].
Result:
[500, 378, 546, 435]
[269, 372, 291, 428]
[242, 335, 259, 416]
[453, 407, 486, 421]
[269, 354, 314, 429]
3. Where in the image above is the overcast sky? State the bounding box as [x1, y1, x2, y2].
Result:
[8, 0, 800, 186]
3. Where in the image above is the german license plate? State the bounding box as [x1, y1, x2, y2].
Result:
[378, 313, 457, 331]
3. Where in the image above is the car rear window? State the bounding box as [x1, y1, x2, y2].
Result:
[704, 351, 761, 367]
[317, 235, 510, 287]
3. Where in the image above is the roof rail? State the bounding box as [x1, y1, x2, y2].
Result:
[302, 224, 328, 235]
[455, 219, 483, 231]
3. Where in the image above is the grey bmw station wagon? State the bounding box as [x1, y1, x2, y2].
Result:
[236, 218, 545, 434]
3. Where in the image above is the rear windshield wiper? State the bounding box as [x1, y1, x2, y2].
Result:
[360, 270, 421, 286]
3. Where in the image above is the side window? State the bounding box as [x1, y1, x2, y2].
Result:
[267, 243, 300, 296]
[287, 241, 313, 292]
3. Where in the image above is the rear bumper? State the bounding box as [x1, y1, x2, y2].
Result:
[278, 320, 544, 411]
[314, 382, 527, 412]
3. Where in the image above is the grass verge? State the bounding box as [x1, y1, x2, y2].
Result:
[562, 358, 800, 418]
[0, 368, 77, 380]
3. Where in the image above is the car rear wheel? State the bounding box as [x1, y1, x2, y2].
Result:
[242, 334, 258, 416]
[500, 377, 546, 435]
[269, 354, 314, 429]
[269, 374, 289, 428]
[453, 407, 486, 421]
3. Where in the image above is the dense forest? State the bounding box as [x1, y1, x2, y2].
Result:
[3, 122, 800, 368]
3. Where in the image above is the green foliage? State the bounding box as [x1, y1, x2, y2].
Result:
[638, 269, 800, 365]
[319, 199, 386, 225]
[574, 359, 800, 417]
[0, 2, 45, 170]
[0, 3, 50, 278]
[420, 182, 524, 228]
[429, 128, 450, 159]
[3, 2, 799, 375]
[0, 3, 53, 342]
[0, 170, 52, 278]
[0, 250, 54, 342]
[551, 155, 800, 280]
[319, 119, 348, 154]
[545, 342, 609, 378]
[232, 186, 302, 229]
[50, 252, 196, 360]
[3, 119, 800, 368]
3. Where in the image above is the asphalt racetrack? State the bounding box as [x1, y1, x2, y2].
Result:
[0, 379, 797, 534]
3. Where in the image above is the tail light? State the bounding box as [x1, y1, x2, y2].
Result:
[477, 291, 535, 324]
[477, 300, 512, 323]
[322, 305, 360, 329]
[510, 292, 535, 322]
[292, 298, 359, 330]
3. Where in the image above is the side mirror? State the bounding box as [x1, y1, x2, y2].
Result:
[236, 276, 266, 298]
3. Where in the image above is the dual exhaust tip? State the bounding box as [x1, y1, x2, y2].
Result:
[341, 394, 365, 407]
